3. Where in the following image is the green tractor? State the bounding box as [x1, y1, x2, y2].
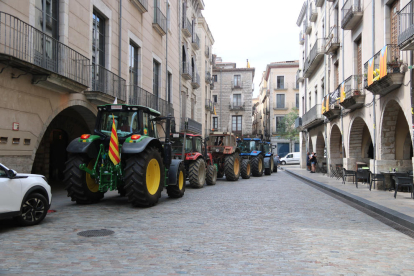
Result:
[64, 104, 185, 207]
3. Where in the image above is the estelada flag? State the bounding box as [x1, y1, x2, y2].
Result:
[109, 116, 120, 165]
[213, 105, 217, 115]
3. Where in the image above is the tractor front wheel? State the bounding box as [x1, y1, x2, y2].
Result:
[206, 165, 217, 185]
[167, 162, 186, 198]
[224, 152, 240, 181]
[64, 155, 104, 204]
[241, 159, 251, 179]
[189, 158, 206, 188]
[124, 147, 164, 207]
[251, 155, 264, 177]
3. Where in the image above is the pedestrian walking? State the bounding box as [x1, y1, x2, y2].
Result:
[310, 152, 316, 173]
[274, 154, 280, 168]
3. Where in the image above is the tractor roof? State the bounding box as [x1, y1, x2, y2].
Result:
[172, 133, 202, 137]
[98, 104, 161, 116]
[240, 138, 261, 141]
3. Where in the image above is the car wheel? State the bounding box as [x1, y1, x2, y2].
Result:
[281, 161, 286, 165]
[15, 193, 49, 226]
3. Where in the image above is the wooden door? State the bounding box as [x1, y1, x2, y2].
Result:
[391, 0, 400, 60]
[357, 39, 362, 89]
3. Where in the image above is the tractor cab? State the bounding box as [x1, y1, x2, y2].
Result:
[262, 142, 273, 157]
[171, 133, 203, 159]
[238, 138, 263, 157]
[206, 133, 238, 155]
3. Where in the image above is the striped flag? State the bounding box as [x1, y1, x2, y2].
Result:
[109, 116, 120, 165]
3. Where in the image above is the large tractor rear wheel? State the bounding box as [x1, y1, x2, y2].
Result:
[167, 162, 186, 198]
[265, 158, 274, 175]
[224, 152, 240, 181]
[206, 165, 217, 185]
[124, 147, 164, 207]
[188, 158, 206, 188]
[64, 155, 104, 204]
[241, 159, 251, 179]
[251, 155, 264, 177]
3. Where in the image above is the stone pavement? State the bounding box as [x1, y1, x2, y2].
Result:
[285, 166, 414, 230]
[1, 170, 414, 275]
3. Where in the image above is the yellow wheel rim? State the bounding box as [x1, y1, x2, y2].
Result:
[246, 163, 251, 175]
[146, 159, 161, 195]
[258, 159, 262, 172]
[86, 159, 99, 193]
[234, 158, 240, 175]
[178, 171, 184, 190]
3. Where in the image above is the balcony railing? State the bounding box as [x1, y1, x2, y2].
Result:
[192, 33, 200, 50]
[181, 61, 192, 80]
[86, 64, 126, 104]
[182, 18, 192, 38]
[325, 25, 340, 53]
[322, 90, 340, 120]
[274, 82, 287, 90]
[0, 12, 90, 92]
[310, 3, 318, 22]
[231, 80, 243, 90]
[205, 47, 210, 58]
[229, 102, 245, 111]
[130, 0, 148, 13]
[296, 69, 304, 83]
[363, 44, 404, 96]
[205, 99, 213, 111]
[153, 7, 167, 36]
[316, 0, 324, 7]
[341, 0, 363, 30]
[191, 72, 200, 89]
[340, 75, 365, 110]
[128, 85, 157, 110]
[304, 21, 312, 34]
[299, 31, 305, 45]
[180, 117, 202, 134]
[302, 104, 323, 129]
[205, 71, 211, 83]
[398, 1, 414, 50]
[304, 38, 325, 78]
[158, 97, 174, 116]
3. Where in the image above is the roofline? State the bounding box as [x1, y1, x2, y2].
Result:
[264, 62, 299, 81]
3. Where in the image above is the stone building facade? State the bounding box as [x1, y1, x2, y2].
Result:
[0, 0, 181, 182]
[211, 57, 255, 137]
[296, 0, 414, 187]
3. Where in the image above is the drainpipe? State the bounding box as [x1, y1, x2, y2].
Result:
[340, 0, 345, 167]
[324, 0, 328, 167]
[165, 0, 169, 108]
[220, 69, 222, 131]
[178, 0, 182, 129]
[372, 0, 377, 175]
[304, 0, 309, 162]
[118, 0, 122, 99]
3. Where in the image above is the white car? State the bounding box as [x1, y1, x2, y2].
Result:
[0, 163, 51, 226]
[279, 152, 300, 165]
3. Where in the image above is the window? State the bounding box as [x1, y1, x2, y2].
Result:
[234, 75, 241, 86]
[276, 94, 285, 108]
[213, 117, 218, 129]
[129, 42, 139, 86]
[35, 0, 59, 39]
[233, 94, 242, 107]
[276, 76, 284, 89]
[213, 75, 218, 82]
[232, 116, 242, 133]
[153, 59, 160, 99]
[276, 116, 285, 133]
[296, 93, 299, 109]
[92, 10, 105, 67]
[213, 95, 218, 102]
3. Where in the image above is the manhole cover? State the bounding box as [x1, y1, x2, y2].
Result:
[77, 229, 114, 237]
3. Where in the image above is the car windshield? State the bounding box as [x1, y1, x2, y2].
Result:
[171, 136, 193, 153]
[99, 111, 140, 138]
[239, 140, 260, 153]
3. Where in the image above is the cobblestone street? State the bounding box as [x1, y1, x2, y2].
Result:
[1, 169, 414, 275]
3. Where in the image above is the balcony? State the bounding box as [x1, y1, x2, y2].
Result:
[85, 64, 126, 105]
[299, 31, 305, 45]
[180, 117, 202, 134]
[316, 0, 325, 7]
[205, 71, 211, 83]
[363, 44, 404, 96]
[304, 21, 312, 34]
[310, 4, 318, 22]
[398, 1, 414, 50]
[273, 102, 289, 110]
[325, 26, 340, 54]
[182, 18, 192, 38]
[296, 69, 304, 83]
[210, 80, 214, 90]
[229, 102, 245, 111]
[302, 104, 323, 129]
[274, 82, 287, 90]
[205, 99, 213, 111]
[322, 91, 340, 120]
[341, 0, 363, 30]
[128, 85, 157, 110]
[340, 75, 365, 110]
[153, 7, 167, 36]
[191, 72, 200, 89]
[304, 38, 325, 78]
[158, 97, 174, 117]
[231, 80, 243, 90]
[295, 117, 302, 130]
[0, 12, 90, 93]
[205, 47, 210, 58]
[130, 0, 148, 13]
[192, 33, 200, 50]
[181, 61, 192, 80]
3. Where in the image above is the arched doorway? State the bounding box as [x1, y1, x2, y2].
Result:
[380, 100, 412, 171]
[330, 124, 344, 166]
[316, 131, 325, 166]
[31, 106, 96, 185]
[346, 117, 372, 171]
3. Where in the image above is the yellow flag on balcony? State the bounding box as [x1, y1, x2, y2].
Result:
[213, 104, 217, 115]
[380, 45, 388, 79]
[247, 59, 250, 68]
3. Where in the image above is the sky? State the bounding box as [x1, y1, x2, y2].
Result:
[202, 0, 304, 98]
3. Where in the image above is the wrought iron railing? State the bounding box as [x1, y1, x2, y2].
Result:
[128, 85, 157, 110]
[231, 80, 243, 89]
[205, 47, 210, 58]
[344, 75, 364, 99]
[398, 1, 414, 47]
[205, 71, 211, 83]
[304, 38, 325, 73]
[302, 104, 322, 127]
[192, 72, 200, 86]
[158, 97, 174, 116]
[182, 18, 192, 36]
[326, 25, 339, 49]
[341, 0, 362, 27]
[229, 102, 245, 110]
[0, 12, 90, 86]
[205, 99, 213, 110]
[192, 33, 200, 48]
[181, 117, 202, 134]
[153, 7, 167, 34]
[89, 64, 126, 101]
[181, 61, 192, 78]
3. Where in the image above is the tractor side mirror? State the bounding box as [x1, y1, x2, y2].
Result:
[171, 120, 176, 133]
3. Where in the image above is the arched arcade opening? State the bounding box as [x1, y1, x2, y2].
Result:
[344, 117, 372, 171]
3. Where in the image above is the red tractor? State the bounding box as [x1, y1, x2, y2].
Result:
[171, 133, 217, 188]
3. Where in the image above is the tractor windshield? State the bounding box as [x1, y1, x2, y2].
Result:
[99, 111, 140, 138]
[263, 144, 271, 154]
[171, 136, 193, 153]
[239, 140, 261, 153]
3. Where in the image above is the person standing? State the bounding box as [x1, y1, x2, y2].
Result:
[310, 152, 316, 173]
[307, 152, 311, 171]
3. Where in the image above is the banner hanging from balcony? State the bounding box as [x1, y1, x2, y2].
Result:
[340, 82, 345, 103]
[322, 96, 326, 114]
[368, 58, 374, 86]
[380, 45, 388, 79]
